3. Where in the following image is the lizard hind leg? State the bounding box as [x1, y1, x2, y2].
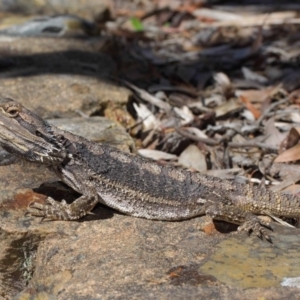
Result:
[205, 203, 273, 242]
[238, 213, 273, 243]
[27, 195, 99, 221]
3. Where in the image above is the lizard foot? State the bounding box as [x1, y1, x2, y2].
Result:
[238, 214, 273, 243]
[27, 197, 80, 221]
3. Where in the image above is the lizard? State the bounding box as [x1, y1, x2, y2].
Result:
[0, 97, 300, 241]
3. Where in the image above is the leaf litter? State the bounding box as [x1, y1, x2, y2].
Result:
[100, 1, 300, 209]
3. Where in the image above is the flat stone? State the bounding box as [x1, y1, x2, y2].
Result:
[0, 36, 132, 118]
[0, 1, 109, 19]
[13, 219, 300, 299]
[0, 75, 133, 119]
[0, 33, 101, 49]
[48, 117, 135, 152]
[0, 15, 99, 37]
[200, 224, 300, 289]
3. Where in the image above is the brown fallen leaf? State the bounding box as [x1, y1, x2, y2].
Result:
[235, 86, 279, 103]
[138, 149, 178, 161]
[279, 128, 300, 154]
[275, 143, 300, 163]
[264, 118, 287, 149]
[281, 184, 300, 195]
[289, 89, 300, 105]
[239, 95, 261, 119]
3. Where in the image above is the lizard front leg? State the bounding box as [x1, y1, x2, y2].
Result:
[27, 195, 99, 221]
[205, 202, 272, 242]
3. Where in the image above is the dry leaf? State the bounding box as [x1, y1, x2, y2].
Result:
[133, 102, 159, 131]
[235, 86, 278, 103]
[279, 128, 300, 154]
[178, 144, 207, 171]
[124, 81, 171, 112]
[275, 144, 300, 163]
[239, 95, 261, 119]
[264, 118, 287, 148]
[138, 149, 178, 161]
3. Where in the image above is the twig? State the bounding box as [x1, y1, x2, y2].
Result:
[123, 80, 172, 112]
[176, 128, 278, 151]
[256, 98, 288, 126]
[176, 128, 220, 146]
[228, 141, 278, 151]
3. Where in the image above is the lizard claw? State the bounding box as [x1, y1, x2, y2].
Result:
[26, 195, 98, 221]
[27, 196, 71, 221]
[238, 215, 273, 243]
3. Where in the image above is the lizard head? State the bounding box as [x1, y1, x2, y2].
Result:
[0, 98, 67, 165]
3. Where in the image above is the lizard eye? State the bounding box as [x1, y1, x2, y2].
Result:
[6, 106, 19, 117]
[36, 131, 43, 137]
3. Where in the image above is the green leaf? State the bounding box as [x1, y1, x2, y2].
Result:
[130, 17, 144, 31]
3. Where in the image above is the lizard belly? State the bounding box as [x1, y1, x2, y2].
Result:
[97, 190, 205, 221]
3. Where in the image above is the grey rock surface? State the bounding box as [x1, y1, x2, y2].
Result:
[0, 15, 98, 37]
[48, 117, 135, 152]
[0, 36, 131, 118]
[0, 0, 109, 19]
[0, 0, 108, 18]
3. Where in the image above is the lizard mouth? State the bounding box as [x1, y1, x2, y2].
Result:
[0, 115, 66, 165]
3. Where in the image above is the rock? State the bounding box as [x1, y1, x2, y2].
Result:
[0, 15, 99, 37]
[13, 219, 300, 299]
[0, 36, 114, 68]
[0, 36, 132, 118]
[15, 216, 220, 299]
[0, 1, 109, 19]
[0, 75, 132, 119]
[199, 225, 300, 289]
[48, 117, 135, 152]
